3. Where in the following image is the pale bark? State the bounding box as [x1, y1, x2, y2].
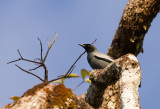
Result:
[95, 0, 160, 108]
[8, 0, 160, 109]
[119, 54, 141, 109]
[9, 83, 93, 109]
[86, 54, 141, 109]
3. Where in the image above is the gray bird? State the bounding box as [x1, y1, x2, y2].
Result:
[79, 44, 114, 69]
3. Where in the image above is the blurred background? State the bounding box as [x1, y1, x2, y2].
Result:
[0, 0, 160, 108]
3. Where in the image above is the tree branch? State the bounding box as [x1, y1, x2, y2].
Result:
[107, 0, 160, 59]
[64, 39, 97, 77]
[15, 64, 44, 82]
[44, 33, 57, 62]
[37, 38, 43, 61]
[86, 54, 141, 108]
[7, 50, 41, 64]
[29, 65, 42, 71]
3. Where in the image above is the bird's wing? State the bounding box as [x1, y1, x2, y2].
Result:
[94, 52, 113, 63]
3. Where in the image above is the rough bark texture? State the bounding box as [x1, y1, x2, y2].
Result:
[86, 54, 141, 109]
[98, 0, 160, 108]
[7, 0, 160, 109]
[85, 63, 121, 108]
[9, 82, 93, 109]
[108, 0, 160, 59]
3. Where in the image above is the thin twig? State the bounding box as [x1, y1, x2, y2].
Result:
[48, 75, 70, 83]
[65, 51, 86, 76]
[92, 39, 97, 44]
[17, 49, 23, 59]
[64, 39, 97, 77]
[7, 58, 41, 64]
[15, 64, 44, 82]
[44, 33, 57, 61]
[38, 38, 43, 61]
[7, 59, 21, 64]
[29, 65, 42, 71]
[21, 58, 41, 64]
[48, 38, 49, 48]
[73, 81, 85, 91]
[68, 66, 76, 75]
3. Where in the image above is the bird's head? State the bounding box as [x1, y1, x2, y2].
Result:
[79, 44, 97, 53]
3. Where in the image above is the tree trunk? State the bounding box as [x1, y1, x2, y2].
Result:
[86, 0, 160, 109]
[8, 0, 160, 109]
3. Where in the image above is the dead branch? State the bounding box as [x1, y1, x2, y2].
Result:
[7, 50, 41, 65]
[29, 65, 42, 71]
[17, 49, 23, 59]
[8, 34, 58, 82]
[64, 39, 97, 77]
[37, 38, 43, 61]
[44, 33, 57, 62]
[15, 64, 44, 82]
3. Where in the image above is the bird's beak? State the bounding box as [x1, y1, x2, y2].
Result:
[78, 44, 85, 47]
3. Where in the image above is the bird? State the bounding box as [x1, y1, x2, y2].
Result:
[79, 44, 114, 69]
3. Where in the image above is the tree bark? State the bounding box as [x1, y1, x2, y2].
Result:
[86, 0, 160, 109]
[86, 54, 141, 109]
[108, 0, 160, 59]
[9, 83, 93, 109]
[8, 0, 160, 109]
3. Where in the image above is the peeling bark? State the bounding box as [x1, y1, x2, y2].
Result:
[86, 54, 141, 109]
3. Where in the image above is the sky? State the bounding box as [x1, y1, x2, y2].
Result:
[0, 0, 160, 108]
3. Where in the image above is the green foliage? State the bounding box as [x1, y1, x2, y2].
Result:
[81, 69, 89, 79]
[68, 73, 79, 78]
[85, 78, 91, 84]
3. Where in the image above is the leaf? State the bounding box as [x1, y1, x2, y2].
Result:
[88, 71, 93, 76]
[68, 73, 79, 78]
[61, 78, 65, 84]
[81, 69, 88, 79]
[54, 80, 61, 84]
[10, 96, 20, 102]
[85, 78, 91, 84]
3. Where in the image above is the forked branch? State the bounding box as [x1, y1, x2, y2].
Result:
[8, 33, 58, 82]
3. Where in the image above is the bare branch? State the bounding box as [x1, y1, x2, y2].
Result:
[73, 81, 85, 91]
[48, 38, 49, 48]
[64, 39, 97, 77]
[22, 59, 41, 64]
[29, 65, 42, 71]
[65, 51, 86, 77]
[48, 76, 68, 83]
[91, 39, 97, 44]
[7, 58, 41, 64]
[15, 64, 44, 82]
[42, 62, 48, 81]
[17, 49, 23, 59]
[69, 66, 76, 75]
[44, 33, 57, 61]
[7, 59, 21, 64]
[37, 38, 43, 61]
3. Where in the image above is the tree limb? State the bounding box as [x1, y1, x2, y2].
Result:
[44, 33, 57, 62]
[15, 64, 44, 82]
[107, 0, 160, 59]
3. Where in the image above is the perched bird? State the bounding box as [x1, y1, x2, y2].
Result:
[79, 44, 114, 69]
